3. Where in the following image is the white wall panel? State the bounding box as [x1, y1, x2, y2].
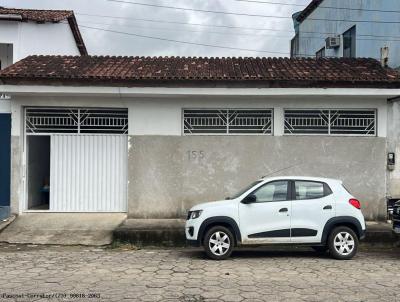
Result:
[50, 135, 127, 212]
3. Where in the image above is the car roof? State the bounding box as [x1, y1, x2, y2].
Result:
[260, 176, 342, 184]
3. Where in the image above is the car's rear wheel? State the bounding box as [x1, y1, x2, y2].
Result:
[203, 226, 234, 260]
[328, 226, 358, 260]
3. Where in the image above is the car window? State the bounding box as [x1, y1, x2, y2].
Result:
[230, 180, 263, 199]
[253, 181, 289, 202]
[295, 181, 325, 200]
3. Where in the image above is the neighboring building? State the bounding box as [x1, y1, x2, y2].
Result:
[0, 7, 87, 69]
[0, 8, 87, 219]
[0, 55, 399, 221]
[290, 0, 400, 68]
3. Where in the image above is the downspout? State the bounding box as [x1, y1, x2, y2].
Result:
[0, 14, 22, 21]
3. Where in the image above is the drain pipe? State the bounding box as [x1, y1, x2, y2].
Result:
[0, 14, 22, 21]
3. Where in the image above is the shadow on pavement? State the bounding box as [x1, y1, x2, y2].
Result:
[180, 246, 333, 260]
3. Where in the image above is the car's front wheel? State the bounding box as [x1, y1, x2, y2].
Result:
[328, 226, 359, 260]
[203, 226, 234, 260]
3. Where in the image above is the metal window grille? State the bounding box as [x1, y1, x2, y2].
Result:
[25, 107, 128, 134]
[284, 109, 376, 136]
[0, 93, 11, 100]
[183, 109, 273, 135]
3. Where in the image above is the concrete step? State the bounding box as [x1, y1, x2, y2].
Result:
[114, 219, 400, 247]
[0, 213, 127, 246]
[113, 219, 186, 246]
[363, 221, 399, 246]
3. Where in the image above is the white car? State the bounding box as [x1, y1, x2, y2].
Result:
[186, 176, 365, 260]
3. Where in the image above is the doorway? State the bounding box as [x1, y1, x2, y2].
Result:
[24, 107, 128, 212]
[27, 136, 50, 210]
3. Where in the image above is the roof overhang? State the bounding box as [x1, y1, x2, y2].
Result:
[1, 85, 400, 98]
[296, 0, 324, 23]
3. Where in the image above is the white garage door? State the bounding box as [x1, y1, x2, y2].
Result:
[50, 134, 127, 212]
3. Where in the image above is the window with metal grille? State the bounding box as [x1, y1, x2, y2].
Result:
[284, 109, 376, 136]
[25, 107, 128, 134]
[183, 109, 273, 135]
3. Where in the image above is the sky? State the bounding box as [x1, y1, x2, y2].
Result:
[1, 0, 310, 57]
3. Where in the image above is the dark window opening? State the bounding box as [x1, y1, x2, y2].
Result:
[343, 26, 356, 58]
[316, 47, 325, 58]
[291, 34, 300, 58]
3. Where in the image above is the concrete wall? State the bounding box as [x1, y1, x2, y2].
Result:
[294, 0, 400, 68]
[9, 94, 389, 220]
[10, 135, 21, 214]
[387, 100, 400, 198]
[0, 21, 80, 63]
[127, 135, 387, 221]
[130, 96, 387, 137]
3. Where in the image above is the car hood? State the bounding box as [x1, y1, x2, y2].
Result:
[190, 199, 236, 211]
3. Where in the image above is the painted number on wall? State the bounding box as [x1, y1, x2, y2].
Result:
[187, 150, 205, 161]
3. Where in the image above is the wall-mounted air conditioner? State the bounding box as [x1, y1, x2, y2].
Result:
[325, 36, 340, 49]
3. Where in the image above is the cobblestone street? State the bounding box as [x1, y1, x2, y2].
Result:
[0, 244, 399, 302]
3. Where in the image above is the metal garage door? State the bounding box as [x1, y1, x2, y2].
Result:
[50, 134, 127, 212]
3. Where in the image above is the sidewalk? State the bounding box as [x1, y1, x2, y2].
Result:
[113, 219, 399, 247]
[0, 213, 126, 246]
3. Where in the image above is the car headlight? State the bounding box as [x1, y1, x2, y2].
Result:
[189, 210, 202, 220]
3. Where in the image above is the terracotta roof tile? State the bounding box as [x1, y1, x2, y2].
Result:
[0, 55, 399, 88]
[0, 7, 73, 22]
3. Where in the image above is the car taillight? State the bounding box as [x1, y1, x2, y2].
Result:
[349, 198, 361, 209]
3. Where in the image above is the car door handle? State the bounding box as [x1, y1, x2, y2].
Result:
[323, 205, 332, 210]
[279, 208, 288, 213]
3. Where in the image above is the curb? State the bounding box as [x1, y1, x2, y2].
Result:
[113, 220, 400, 248]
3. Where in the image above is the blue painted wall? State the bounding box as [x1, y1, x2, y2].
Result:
[0, 113, 11, 219]
[292, 0, 400, 68]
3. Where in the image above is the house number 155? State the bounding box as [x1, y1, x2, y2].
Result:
[187, 150, 205, 160]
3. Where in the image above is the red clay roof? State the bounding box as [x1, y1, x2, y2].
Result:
[0, 55, 399, 88]
[0, 7, 87, 55]
[296, 0, 324, 23]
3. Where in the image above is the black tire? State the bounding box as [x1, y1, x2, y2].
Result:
[328, 226, 359, 260]
[203, 226, 234, 260]
[311, 245, 329, 253]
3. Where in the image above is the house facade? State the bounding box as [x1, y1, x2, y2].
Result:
[290, 0, 400, 68]
[0, 55, 399, 221]
[0, 7, 87, 219]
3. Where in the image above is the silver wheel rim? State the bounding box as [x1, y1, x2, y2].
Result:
[209, 231, 230, 256]
[333, 232, 355, 256]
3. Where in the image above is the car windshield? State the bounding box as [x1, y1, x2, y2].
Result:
[229, 180, 262, 199]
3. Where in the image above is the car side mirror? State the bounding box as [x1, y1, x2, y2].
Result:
[242, 194, 256, 204]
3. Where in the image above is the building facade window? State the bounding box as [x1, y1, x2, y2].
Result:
[0, 43, 13, 70]
[290, 34, 300, 58]
[343, 26, 356, 58]
[316, 47, 325, 58]
[284, 109, 376, 136]
[183, 109, 273, 135]
[25, 107, 128, 134]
